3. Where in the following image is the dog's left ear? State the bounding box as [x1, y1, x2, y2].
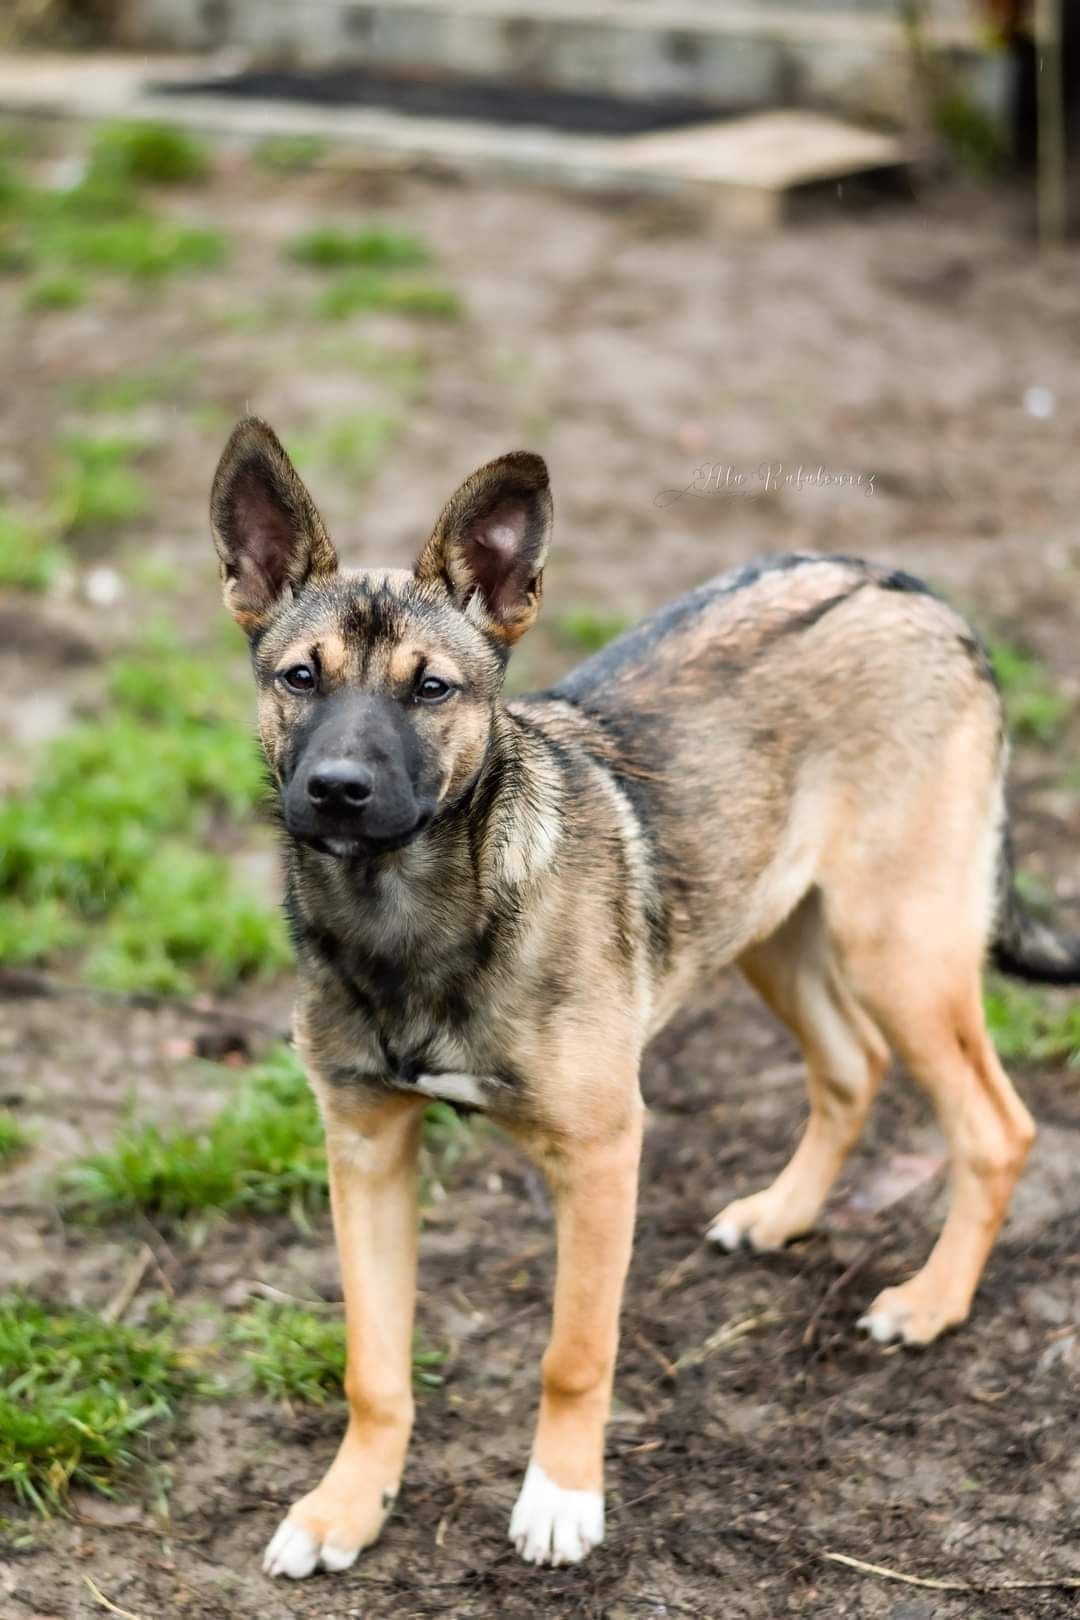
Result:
[210, 417, 338, 634]
[416, 452, 551, 644]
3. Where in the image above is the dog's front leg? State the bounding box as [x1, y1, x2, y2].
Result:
[508, 1100, 644, 1566]
[264, 1092, 424, 1579]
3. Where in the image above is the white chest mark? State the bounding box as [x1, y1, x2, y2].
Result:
[414, 1071, 488, 1107]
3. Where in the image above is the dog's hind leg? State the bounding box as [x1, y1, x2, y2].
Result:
[263, 1089, 424, 1579]
[842, 941, 1035, 1346]
[709, 890, 890, 1253]
[822, 733, 1035, 1344]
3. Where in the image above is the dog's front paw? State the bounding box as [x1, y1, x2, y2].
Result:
[263, 1481, 396, 1579]
[509, 1461, 604, 1566]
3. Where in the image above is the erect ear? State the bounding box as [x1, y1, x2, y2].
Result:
[210, 417, 338, 633]
[415, 451, 551, 644]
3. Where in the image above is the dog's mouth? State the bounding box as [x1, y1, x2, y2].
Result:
[298, 814, 433, 861]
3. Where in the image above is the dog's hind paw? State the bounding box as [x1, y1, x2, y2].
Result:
[706, 1218, 744, 1252]
[706, 1189, 811, 1252]
[856, 1281, 968, 1346]
[263, 1515, 362, 1579]
[509, 1461, 604, 1566]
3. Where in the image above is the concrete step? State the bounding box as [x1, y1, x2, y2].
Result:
[130, 1, 987, 123]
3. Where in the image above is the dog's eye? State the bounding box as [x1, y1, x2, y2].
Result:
[280, 664, 316, 694]
[416, 675, 452, 704]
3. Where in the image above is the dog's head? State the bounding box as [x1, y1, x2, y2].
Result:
[210, 417, 551, 858]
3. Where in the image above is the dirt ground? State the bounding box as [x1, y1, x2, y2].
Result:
[1, 128, 1079, 1619]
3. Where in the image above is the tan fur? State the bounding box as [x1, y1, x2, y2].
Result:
[210, 426, 1069, 1576]
[289, 1074, 424, 1557]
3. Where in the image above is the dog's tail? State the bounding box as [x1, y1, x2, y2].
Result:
[992, 829, 1080, 985]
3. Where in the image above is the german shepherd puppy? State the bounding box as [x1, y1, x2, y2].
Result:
[210, 418, 1079, 1579]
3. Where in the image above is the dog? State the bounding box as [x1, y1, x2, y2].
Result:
[209, 418, 1080, 1578]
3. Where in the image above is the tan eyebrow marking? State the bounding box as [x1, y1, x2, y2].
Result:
[388, 644, 425, 687]
[318, 632, 348, 679]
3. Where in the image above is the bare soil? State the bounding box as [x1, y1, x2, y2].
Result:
[0, 130, 1078, 1619]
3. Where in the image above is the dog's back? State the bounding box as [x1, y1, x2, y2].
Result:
[521, 554, 1004, 1012]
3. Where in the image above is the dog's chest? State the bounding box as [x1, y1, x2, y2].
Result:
[308, 988, 508, 1113]
[300, 880, 521, 1112]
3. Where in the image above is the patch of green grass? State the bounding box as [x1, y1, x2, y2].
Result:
[985, 978, 1080, 1068]
[85, 849, 290, 995]
[47, 213, 225, 281]
[89, 122, 210, 187]
[0, 897, 81, 966]
[215, 294, 295, 336]
[23, 272, 85, 311]
[0, 1113, 33, 1170]
[230, 1304, 344, 1403]
[61, 1045, 326, 1224]
[252, 134, 330, 173]
[1013, 869, 1055, 913]
[314, 271, 462, 323]
[53, 434, 147, 534]
[422, 1100, 477, 1177]
[991, 641, 1071, 746]
[0, 626, 284, 992]
[39, 165, 141, 222]
[0, 1297, 194, 1511]
[0, 509, 68, 592]
[0, 155, 27, 215]
[230, 1304, 446, 1404]
[125, 553, 183, 594]
[553, 608, 632, 657]
[287, 410, 399, 487]
[5, 155, 223, 283]
[288, 223, 431, 271]
[66, 361, 195, 413]
[932, 90, 1005, 177]
[306, 337, 431, 400]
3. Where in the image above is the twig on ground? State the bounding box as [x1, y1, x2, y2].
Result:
[84, 1575, 145, 1620]
[675, 1310, 784, 1370]
[101, 1244, 155, 1323]
[239, 1280, 342, 1312]
[468, 1302, 542, 1343]
[634, 1330, 678, 1380]
[823, 1550, 1080, 1592]
[656, 1242, 706, 1297]
[802, 1243, 878, 1347]
[135, 1216, 180, 1301]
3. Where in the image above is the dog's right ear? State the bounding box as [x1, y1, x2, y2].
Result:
[210, 417, 338, 634]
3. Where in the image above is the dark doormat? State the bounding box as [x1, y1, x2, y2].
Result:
[151, 66, 729, 138]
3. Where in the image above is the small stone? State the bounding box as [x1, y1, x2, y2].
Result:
[1023, 385, 1055, 420]
[84, 566, 124, 606]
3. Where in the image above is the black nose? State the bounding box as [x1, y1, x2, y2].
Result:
[306, 760, 374, 816]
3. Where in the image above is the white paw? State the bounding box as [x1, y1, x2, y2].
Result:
[263, 1516, 360, 1579]
[509, 1461, 604, 1566]
[706, 1218, 743, 1252]
[856, 1310, 899, 1344]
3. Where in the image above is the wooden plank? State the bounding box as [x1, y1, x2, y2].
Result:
[612, 109, 906, 192]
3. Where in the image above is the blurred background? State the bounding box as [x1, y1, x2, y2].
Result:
[0, 5, 1077, 1619]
